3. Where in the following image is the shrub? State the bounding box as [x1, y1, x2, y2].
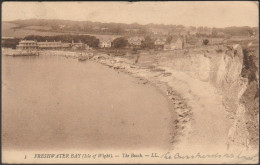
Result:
[203, 39, 209, 45]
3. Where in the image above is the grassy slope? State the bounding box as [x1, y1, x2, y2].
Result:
[2, 22, 121, 40]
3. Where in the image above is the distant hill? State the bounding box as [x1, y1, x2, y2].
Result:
[2, 19, 258, 39]
[5, 19, 149, 37]
[2, 22, 65, 38]
[1, 21, 120, 40]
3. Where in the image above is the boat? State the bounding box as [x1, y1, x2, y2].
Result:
[78, 52, 90, 61]
[78, 55, 88, 61]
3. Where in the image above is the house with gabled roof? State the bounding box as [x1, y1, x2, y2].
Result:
[99, 39, 113, 48]
[128, 36, 144, 48]
[164, 37, 184, 50]
[154, 38, 166, 49]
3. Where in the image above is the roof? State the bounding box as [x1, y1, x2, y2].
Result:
[19, 40, 37, 43]
[99, 39, 113, 43]
[154, 38, 166, 42]
[37, 41, 62, 44]
[128, 36, 144, 42]
[72, 42, 84, 45]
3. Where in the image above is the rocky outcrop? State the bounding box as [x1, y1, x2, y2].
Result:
[240, 46, 259, 148]
[158, 44, 258, 150]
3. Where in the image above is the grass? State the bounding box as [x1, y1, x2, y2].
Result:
[2, 22, 122, 40]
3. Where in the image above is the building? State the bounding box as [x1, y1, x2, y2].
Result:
[208, 38, 226, 45]
[37, 40, 73, 49]
[38, 40, 88, 50]
[99, 39, 112, 48]
[15, 38, 95, 50]
[164, 38, 184, 50]
[37, 40, 65, 49]
[85, 44, 91, 50]
[16, 40, 88, 50]
[61, 42, 72, 49]
[71, 40, 85, 50]
[128, 37, 144, 48]
[154, 38, 166, 49]
[16, 40, 38, 50]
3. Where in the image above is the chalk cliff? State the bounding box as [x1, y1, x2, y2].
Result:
[158, 44, 259, 150]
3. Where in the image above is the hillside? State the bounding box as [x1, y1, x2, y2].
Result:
[3, 19, 258, 38]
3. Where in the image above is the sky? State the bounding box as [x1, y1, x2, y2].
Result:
[2, 1, 259, 28]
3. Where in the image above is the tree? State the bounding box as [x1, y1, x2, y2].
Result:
[141, 36, 154, 49]
[212, 28, 218, 37]
[112, 37, 129, 49]
[2, 38, 20, 49]
[203, 39, 209, 45]
[166, 35, 173, 44]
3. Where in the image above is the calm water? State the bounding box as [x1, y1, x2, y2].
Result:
[2, 55, 172, 150]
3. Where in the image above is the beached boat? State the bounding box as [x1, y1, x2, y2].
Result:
[78, 52, 93, 61]
[78, 52, 88, 61]
[78, 55, 88, 61]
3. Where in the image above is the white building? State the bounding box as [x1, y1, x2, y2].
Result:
[16, 40, 38, 50]
[99, 39, 112, 48]
[128, 37, 144, 47]
[164, 38, 183, 50]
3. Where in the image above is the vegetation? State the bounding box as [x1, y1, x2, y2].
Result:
[2, 38, 20, 49]
[8, 19, 147, 36]
[241, 46, 259, 147]
[8, 19, 258, 38]
[242, 48, 258, 83]
[112, 37, 129, 49]
[166, 35, 173, 44]
[203, 39, 209, 45]
[141, 36, 154, 49]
